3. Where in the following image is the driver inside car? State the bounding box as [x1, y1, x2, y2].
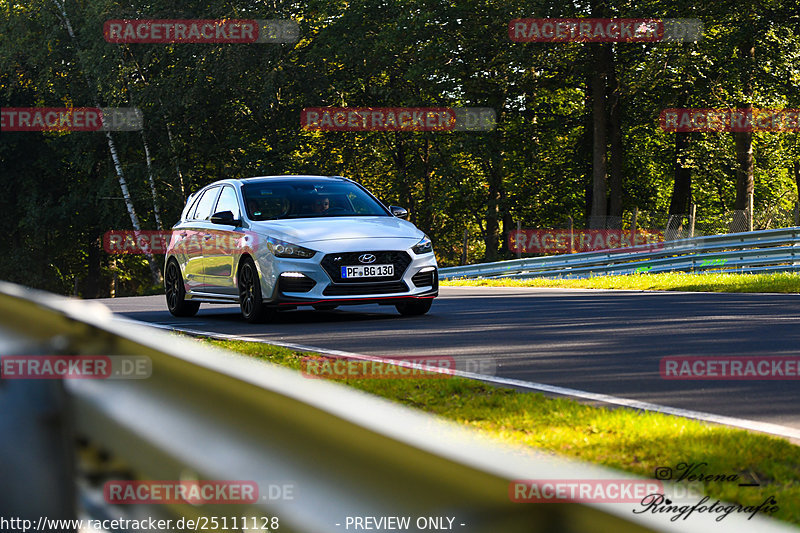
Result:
[313, 196, 330, 214]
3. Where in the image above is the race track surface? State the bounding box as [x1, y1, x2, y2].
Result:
[98, 286, 800, 434]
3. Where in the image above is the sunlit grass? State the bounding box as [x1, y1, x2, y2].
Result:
[206, 337, 800, 525]
[442, 272, 800, 293]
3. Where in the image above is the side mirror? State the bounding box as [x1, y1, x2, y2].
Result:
[210, 211, 240, 226]
[390, 206, 408, 219]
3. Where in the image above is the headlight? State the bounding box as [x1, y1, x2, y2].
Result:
[411, 236, 433, 255]
[267, 237, 316, 259]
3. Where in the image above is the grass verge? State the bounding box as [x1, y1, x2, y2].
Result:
[442, 272, 800, 293]
[205, 337, 800, 525]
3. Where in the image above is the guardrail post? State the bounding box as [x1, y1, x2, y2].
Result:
[794, 202, 799, 227]
[631, 207, 638, 247]
[516, 220, 521, 259]
[689, 203, 697, 238]
[748, 193, 754, 232]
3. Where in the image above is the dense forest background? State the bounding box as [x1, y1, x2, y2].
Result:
[1, 0, 799, 297]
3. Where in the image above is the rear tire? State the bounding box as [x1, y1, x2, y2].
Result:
[395, 299, 432, 316]
[238, 258, 274, 323]
[165, 260, 200, 317]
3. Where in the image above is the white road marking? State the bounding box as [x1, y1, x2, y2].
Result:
[115, 316, 800, 442]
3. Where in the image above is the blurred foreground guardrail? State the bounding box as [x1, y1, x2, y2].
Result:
[0, 281, 797, 533]
[440, 227, 800, 280]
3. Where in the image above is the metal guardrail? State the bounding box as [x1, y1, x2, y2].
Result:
[440, 227, 800, 280]
[0, 281, 797, 533]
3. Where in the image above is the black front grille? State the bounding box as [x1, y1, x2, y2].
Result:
[323, 281, 409, 296]
[411, 268, 438, 288]
[279, 275, 316, 293]
[320, 251, 412, 283]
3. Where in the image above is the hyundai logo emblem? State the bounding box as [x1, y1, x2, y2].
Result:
[358, 253, 377, 264]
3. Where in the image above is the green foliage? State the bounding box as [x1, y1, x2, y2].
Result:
[444, 272, 800, 293]
[1, 0, 799, 293]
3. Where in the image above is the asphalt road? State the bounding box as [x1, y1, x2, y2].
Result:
[98, 286, 800, 433]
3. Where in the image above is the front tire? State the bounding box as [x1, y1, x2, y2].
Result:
[165, 260, 200, 317]
[238, 258, 274, 323]
[395, 299, 432, 316]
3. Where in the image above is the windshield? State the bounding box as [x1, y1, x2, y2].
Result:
[241, 180, 389, 221]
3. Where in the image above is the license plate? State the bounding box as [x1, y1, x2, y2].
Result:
[341, 264, 394, 278]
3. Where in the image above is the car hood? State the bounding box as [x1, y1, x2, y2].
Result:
[248, 216, 424, 246]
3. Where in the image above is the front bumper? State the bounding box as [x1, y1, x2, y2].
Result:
[256, 247, 438, 307]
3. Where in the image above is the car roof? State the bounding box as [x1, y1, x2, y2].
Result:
[239, 175, 349, 183]
[184, 176, 353, 209]
[191, 176, 349, 194]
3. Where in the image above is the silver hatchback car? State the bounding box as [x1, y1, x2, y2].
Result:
[164, 175, 438, 322]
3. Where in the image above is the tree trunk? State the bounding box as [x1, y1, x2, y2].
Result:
[165, 123, 186, 200]
[484, 183, 501, 261]
[582, 67, 594, 225]
[141, 130, 163, 230]
[734, 39, 755, 210]
[500, 188, 513, 255]
[669, 132, 692, 215]
[590, 43, 609, 227]
[607, 45, 623, 219]
[390, 133, 415, 223]
[419, 137, 433, 233]
[83, 236, 102, 298]
[483, 138, 504, 261]
[733, 128, 754, 210]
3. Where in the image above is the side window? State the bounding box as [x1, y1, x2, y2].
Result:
[190, 186, 220, 221]
[183, 193, 201, 220]
[214, 186, 241, 219]
[347, 192, 371, 214]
